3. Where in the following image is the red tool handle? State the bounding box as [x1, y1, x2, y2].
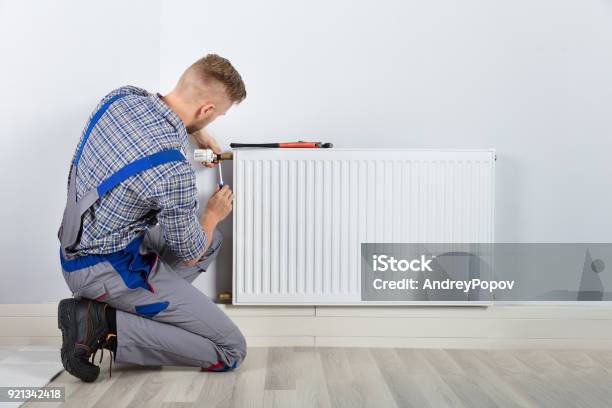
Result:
[278, 142, 320, 148]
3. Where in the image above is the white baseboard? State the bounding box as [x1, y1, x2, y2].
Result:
[2, 303, 612, 349]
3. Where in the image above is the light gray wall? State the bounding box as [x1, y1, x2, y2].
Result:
[1, 0, 611, 303]
[0, 1, 161, 303]
[160, 0, 612, 298]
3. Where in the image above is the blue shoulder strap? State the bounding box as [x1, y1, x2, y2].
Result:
[71, 92, 187, 198]
[61, 92, 188, 267]
[74, 93, 128, 166]
[97, 149, 186, 196]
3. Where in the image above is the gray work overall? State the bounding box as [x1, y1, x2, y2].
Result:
[58, 94, 246, 370]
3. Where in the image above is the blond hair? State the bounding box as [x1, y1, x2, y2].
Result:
[181, 54, 246, 103]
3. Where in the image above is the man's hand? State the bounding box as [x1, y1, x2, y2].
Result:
[203, 185, 233, 223]
[182, 185, 234, 266]
[191, 129, 221, 168]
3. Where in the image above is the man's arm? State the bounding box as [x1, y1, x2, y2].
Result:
[151, 163, 234, 264]
[150, 166, 207, 262]
[183, 185, 233, 266]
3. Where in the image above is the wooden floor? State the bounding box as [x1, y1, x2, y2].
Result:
[22, 347, 612, 408]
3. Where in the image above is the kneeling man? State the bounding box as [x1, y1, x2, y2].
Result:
[57, 54, 246, 382]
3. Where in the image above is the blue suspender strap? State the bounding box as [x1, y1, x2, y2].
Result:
[61, 93, 188, 288]
[61, 148, 186, 273]
[73, 93, 128, 166]
[71, 93, 186, 198]
[97, 149, 186, 196]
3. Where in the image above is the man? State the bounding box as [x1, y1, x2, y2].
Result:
[57, 54, 247, 382]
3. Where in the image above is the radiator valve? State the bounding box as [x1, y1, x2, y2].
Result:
[193, 149, 233, 164]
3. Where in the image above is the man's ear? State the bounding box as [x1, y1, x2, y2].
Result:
[196, 103, 215, 119]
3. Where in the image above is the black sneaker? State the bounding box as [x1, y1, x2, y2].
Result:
[57, 298, 115, 382]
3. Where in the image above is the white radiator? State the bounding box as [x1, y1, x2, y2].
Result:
[232, 148, 495, 305]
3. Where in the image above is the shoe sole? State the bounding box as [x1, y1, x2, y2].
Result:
[58, 299, 100, 382]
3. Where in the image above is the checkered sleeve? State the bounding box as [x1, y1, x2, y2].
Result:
[150, 164, 207, 261]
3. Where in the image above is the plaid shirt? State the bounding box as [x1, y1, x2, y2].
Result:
[61, 85, 207, 260]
